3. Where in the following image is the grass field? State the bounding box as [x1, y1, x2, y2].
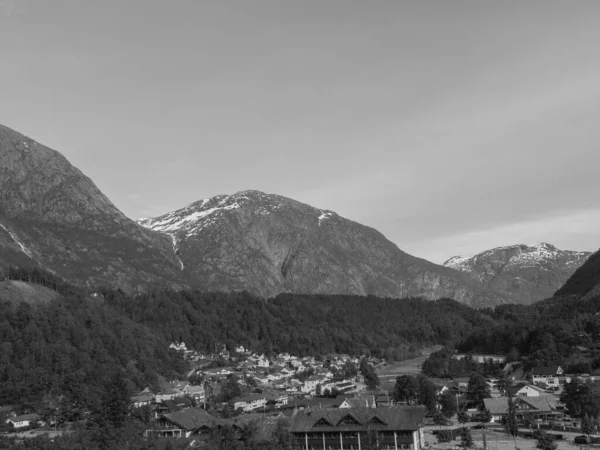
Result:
[423, 426, 590, 450]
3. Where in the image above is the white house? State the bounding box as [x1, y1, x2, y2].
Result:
[531, 366, 563, 388]
[508, 383, 547, 397]
[302, 375, 328, 394]
[233, 394, 267, 412]
[6, 414, 40, 430]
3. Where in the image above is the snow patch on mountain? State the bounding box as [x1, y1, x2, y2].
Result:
[318, 211, 333, 226]
[170, 234, 184, 270]
[444, 242, 590, 272]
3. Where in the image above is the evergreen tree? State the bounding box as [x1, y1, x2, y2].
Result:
[440, 390, 458, 418]
[536, 431, 558, 450]
[460, 426, 474, 448]
[504, 397, 519, 437]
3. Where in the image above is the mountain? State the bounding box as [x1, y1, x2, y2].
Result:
[554, 248, 600, 299]
[444, 243, 591, 305]
[138, 190, 497, 305]
[0, 124, 186, 293]
[1, 123, 589, 307]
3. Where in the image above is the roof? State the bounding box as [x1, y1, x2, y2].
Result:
[131, 393, 153, 403]
[161, 407, 216, 431]
[304, 396, 347, 409]
[290, 406, 426, 433]
[483, 395, 559, 415]
[531, 366, 561, 376]
[519, 395, 559, 412]
[507, 383, 546, 396]
[8, 413, 40, 423]
[341, 396, 376, 408]
[483, 397, 510, 415]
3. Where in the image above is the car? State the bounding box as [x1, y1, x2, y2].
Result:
[574, 435, 591, 444]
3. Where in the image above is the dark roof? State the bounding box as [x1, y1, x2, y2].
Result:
[162, 407, 216, 431]
[531, 366, 561, 376]
[483, 396, 559, 415]
[9, 413, 40, 422]
[290, 406, 426, 433]
[483, 397, 509, 415]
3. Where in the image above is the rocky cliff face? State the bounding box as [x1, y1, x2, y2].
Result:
[444, 243, 591, 305]
[0, 124, 186, 293]
[138, 190, 493, 304]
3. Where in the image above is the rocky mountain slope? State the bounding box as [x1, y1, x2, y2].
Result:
[138, 190, 498, 305]
[1, 123, 590, 307]
[444, 243, 591, 305]
[0, 124, 186, 293]
[554, 248, 600, 299]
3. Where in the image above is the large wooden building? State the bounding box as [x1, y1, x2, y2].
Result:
[290, 406, 426, 450]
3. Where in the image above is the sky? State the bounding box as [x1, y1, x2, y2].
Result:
[1, 0, 600, 263]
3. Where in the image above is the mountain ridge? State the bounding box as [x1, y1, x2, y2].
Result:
[0, 124, 187, 293]
[0, 123, 592, 307]
[443, 242, 591, 305]
[137, 189, 492, 304]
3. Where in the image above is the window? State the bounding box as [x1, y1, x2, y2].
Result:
[314, 418, 334, 427]
[337, 414, 361, 427]
[368, 416, 387, 426]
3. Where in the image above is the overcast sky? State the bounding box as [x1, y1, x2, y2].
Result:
[1, 0, 599, 263]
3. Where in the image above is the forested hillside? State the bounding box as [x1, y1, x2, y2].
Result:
[105, 290, 495, 359]
[0, 270, 498, 414]
[457, 296, 600, 370]
[4, 265, 600, 421]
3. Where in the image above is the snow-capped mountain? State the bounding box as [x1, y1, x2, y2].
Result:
[444, 243, 591, 305]
[137, 190, 493, 304]
[1, 123, 591, 307]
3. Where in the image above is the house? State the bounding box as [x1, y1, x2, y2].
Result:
[185, 385, 206, 402]
[169, 342, 188, 352]
[290, 406, 427, 450]
[507, 383, 547, 397]
[531, 366, 563, 387]
[155, 389, 178, 403]
[483, 395, 562, 423]
[131, 391, 154, 408]
[6, 413, 41, 430]
[339, 395, 377, 409]
[302, 375, 329, 394]
[151, 407, 217, 439]
[454, 354, 506, 364]
[233, 394, 267, 412]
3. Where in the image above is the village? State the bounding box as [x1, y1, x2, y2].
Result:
[3, 341, 600, 450]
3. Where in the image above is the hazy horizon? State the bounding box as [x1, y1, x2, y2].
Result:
[2, 0, 600, 263]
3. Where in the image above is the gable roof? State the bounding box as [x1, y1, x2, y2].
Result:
[531, 366, 561, 376]
[483, 395, 559, 416]
[507, 383, 546, 396]
[161, 407, 215, 431]
[8, 413, 40, 423]
[290, 406, 426, 433]
[518, 395, 559, 412]
[341, 395, 376, 408]
[483, 397, 510, 415]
